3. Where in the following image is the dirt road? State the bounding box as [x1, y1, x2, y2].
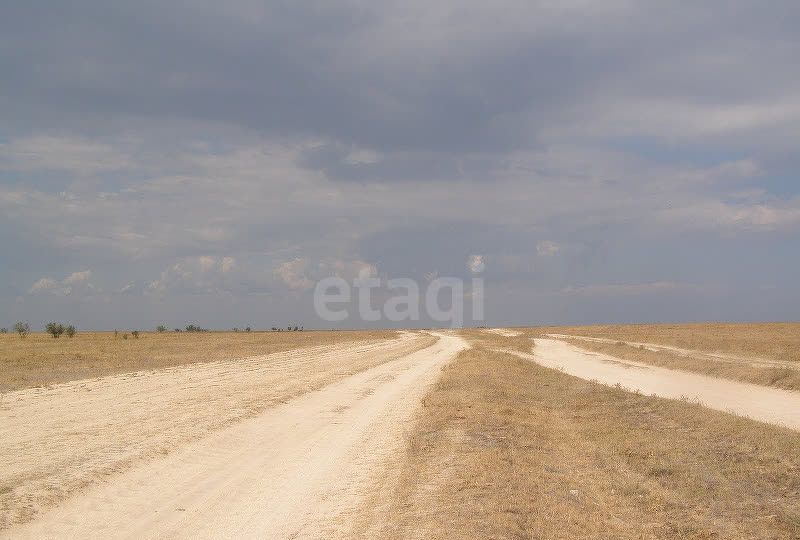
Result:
[523, 338, 800, 430]
[1, 332, 466, 538]
[547, 333, 800, 370]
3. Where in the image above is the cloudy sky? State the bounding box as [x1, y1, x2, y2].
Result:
[2, 1, 799, 330]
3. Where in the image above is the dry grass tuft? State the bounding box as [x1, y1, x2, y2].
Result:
[360, 346, 800, 539]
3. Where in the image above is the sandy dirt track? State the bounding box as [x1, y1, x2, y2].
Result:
[522, 338, 800, 430]
[0, 331, 464, 536]
[547, 333, 800, 370]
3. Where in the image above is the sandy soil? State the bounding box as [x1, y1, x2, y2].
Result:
[0, 331, 463, 535]
[519, 339, 800, 430]
[4, 332, 466, 538]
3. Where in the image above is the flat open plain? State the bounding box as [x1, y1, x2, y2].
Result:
[1, 325, 798, 538]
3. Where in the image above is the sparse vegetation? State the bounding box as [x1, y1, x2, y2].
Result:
[360, 345, 800, 539]
[65, 325, 76, 338]
[14, 322, 30, 339]
[0, 328, 7, 334]
[184, 324, 206, 333]
[156, 325, 167, 333]
[0, 329, 399, 392]
[45, 322, 65, 339]
[245, 327, 251, 332]
[131, 331, 139, 339]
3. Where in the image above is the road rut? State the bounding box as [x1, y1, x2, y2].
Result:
[2, 332, 466, 539]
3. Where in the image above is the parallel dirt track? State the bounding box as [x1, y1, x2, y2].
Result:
[4, 327, 799, 538]
[547, 333, 800, 370]
[520, 338, 800, 430]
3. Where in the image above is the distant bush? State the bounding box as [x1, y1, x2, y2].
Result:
[131, 330, 140, 339]
[123, 333, 129, 339]
[156, 325, 167, 333]
[65, 325, 76, 338]
[14, 322, 30, 338]
[0, 328, 7, 334]
[185, 324, 207, 333]
[174, 328, 182, 332]
[45, 322, 65, 338]
[245, 327, 251, 332]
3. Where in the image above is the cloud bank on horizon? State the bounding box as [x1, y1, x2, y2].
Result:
[1, 1, 799, 329]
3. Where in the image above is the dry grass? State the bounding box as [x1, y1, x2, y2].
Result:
[360, 346, 800, 539]
[0, 330, 398, 392]
[561, 337, 800, 391]
[459, 328, 535, 353]
[541, 322, 800, 363]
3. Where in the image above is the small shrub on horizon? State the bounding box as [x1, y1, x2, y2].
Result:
[132, 330, 139, 339]
[185, 324, 206, 333]
[156, 325, 167, 333]
[0, 328, 7, 334]
[45, 322, 65, 338]
[14, 321, 30, 338]
[65, 325, 76, 338]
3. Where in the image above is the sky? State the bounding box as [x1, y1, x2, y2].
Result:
[1, 1, 799, 330]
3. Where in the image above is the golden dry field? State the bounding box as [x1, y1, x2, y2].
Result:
[0, 330, 397, 392]
[2, 326, 799, 538]
[360, 344, 800, 539]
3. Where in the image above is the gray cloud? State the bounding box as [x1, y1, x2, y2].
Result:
[1, 1, 799, 328]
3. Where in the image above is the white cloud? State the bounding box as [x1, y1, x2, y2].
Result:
[29, 270, 95, 296]
[0, 136, 131, 175]
[274, 257, 380, 291]
[274, 258, 315, 291]
[221, 257, 237, 273]
[536, 241, 560, 257]
[29, 277, 62, 294]
[343, 147, 383, 165]
[561, 281, 697, 296]
[659, 200, 800, 232]
[467, 254, 485, 273]
[329, 259, 378, 281]
[148, 256, 242, 295]
[62, 269, 92, 284]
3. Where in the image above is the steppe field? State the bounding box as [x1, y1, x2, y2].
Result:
[1, 324, 799, 539]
